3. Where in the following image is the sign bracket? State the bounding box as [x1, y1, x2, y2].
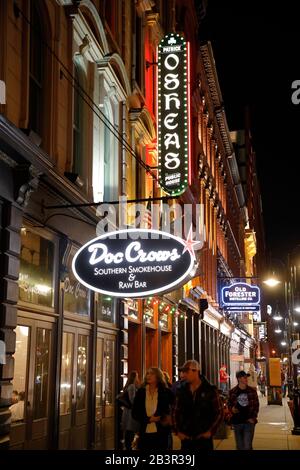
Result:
[43, 195, 179, 211]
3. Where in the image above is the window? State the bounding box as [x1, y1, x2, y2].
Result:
[76, 335, 88, 411]
[29, 0, 45, 137]
[19, 228, 55, 308]
[103, 101, 118, 202]
[63, 245, 90, 317]
[134, 13, 143, 91]
[104, 0, 122, 49]
[11, 326, 30, 423]
[73, 62, 85, 177]
[97, 295, 115, 324]
[33, 328, 51, 420]
[60, 332, 74, 415]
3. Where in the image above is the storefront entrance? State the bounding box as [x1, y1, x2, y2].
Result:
[95, 331, 116, 449]
[10, 316, 55, 449]
[59, 324, 90, 449]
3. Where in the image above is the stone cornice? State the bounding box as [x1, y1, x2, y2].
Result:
[0, 116, 98, 222]
[136, 0, 155, 15]
[146, 12, 164, 46]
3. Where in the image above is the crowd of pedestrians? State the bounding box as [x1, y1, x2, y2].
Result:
[118, 360, 262, 451]
[118, 361, 263, 451]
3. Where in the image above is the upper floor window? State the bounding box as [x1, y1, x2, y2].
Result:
[103, 101, 118, 202]
[73, 62, 85, 177]
[134, 13, 143, 91]
[104, 0, 122, 48]
[29, 0, 45, 138]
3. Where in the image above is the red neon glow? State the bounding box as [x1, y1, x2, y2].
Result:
[155, 46, 159, 192]
[187, 41, 191, 186]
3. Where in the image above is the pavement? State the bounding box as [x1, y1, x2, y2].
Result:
[173, 394, 300, 450]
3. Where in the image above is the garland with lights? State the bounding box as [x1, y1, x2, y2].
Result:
[144, 297, 187, 319]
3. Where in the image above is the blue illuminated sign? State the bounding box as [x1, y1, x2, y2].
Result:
[221, 282, 260, 307]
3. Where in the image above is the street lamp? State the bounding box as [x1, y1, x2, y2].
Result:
[263, 278, 281, 287]
[264, 254, 300, 434]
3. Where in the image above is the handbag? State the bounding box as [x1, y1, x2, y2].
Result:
[160, 414, 173, 427]
[116, 389, 132, 409]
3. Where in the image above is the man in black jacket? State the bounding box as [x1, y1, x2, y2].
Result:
[174, 360, 223, 450]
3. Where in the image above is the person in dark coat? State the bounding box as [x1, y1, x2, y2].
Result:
[132, 367, 173, 451]
[174, 360, 223, 450]
[121, 370, 140, 450]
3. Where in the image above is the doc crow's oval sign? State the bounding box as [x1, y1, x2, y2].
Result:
[72, 229, 195, 298]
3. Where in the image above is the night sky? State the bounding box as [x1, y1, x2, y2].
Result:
[199, 0, 300, 260]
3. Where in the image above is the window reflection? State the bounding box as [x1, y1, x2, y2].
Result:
[19, 228, 54, 307]
[33, 328, 50, 420]
[103, 340, 114, 405]
[95, 338, 103, 410]
[60, 333, 74, 415]
[76, 335, 87, 411]
[98, 295, 115, 323]
[63, 246, 89, 316]
[11, 326, 29, 423]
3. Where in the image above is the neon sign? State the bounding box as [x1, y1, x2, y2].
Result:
[157, 33, 190, 195]
[72, 229, 196, 298]
[221, 282, 261, 307]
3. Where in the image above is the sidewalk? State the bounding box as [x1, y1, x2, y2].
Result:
[214, 395, 300, 450]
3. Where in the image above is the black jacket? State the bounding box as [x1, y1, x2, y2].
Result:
[175, 375, 223, 437]
[132, 386, 173, 434]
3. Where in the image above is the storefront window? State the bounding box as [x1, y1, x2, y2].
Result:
[76, 335, 87, 411]
[19, 228, 54, 308]
[63, 246, 90, 317]
[159, 313, 169, 331]
[144, 303, 154, 326]
[33, 328, 50, 419]
[97, 295, 115, 323]
[95, 338, 103, 409]
[126, 299, 139, 321]
[103, 339, 114, 405]
[60, 332, 74, 415]
[11, 325, 29, 423]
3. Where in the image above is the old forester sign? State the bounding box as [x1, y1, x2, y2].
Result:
[157, 33, 190, 195]
[72, 229, 196, 297]
[221, 282, 260, 307]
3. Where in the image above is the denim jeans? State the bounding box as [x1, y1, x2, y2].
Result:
[232, 422, 255, 450]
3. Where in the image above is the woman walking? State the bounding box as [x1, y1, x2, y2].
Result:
[121, 370, 140, 450]
[132, 367, 173, 451]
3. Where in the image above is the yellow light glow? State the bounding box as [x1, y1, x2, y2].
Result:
[263, 278, 281, 287]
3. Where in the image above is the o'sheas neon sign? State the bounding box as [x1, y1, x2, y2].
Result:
[157, 33, 190, 195]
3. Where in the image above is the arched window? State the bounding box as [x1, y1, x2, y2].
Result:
[73, 62, 85, 177]
[29, 0, 45, 137]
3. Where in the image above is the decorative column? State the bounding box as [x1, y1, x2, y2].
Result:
[0, 203, 22, 449]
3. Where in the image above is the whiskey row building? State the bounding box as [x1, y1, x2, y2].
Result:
[0, 0, 263, 450]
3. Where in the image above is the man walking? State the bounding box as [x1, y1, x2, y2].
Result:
[228, 370, 259, 450]
[174, 360, 223, 450]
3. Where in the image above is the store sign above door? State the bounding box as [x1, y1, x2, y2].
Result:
[72, 229, 196, 298]
[157, 33, 190, 196]
[221, 282, 260, 307]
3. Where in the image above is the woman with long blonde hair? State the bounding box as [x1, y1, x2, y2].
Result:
[132, 367, 173, 450]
